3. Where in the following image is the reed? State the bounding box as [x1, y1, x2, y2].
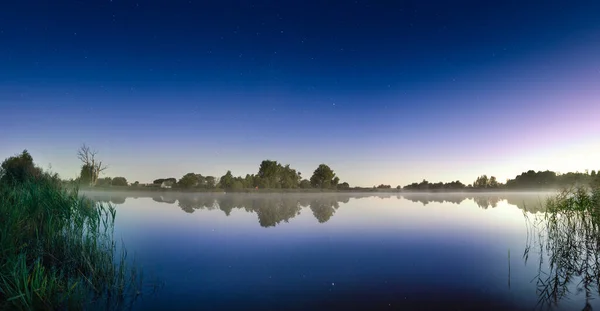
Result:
[523, 186, 600, 310]
[0, 174, 154, 310]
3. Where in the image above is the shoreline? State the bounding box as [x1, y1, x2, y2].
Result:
[78, 185, 563, 194]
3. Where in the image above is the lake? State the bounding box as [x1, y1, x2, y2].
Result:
[81, 191, 597, 311]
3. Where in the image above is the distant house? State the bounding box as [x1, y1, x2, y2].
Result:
[161, 180, 174, 189]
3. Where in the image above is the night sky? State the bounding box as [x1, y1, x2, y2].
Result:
[1, 0, 599, 186]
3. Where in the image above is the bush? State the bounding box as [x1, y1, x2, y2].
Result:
[0, 150, 42, 185]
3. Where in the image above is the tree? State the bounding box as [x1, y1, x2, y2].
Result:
[280, 164, 301, 188]
[205, 176, 217, 189]
[257, 160, 281, 188]
[489, 176, 499, 188]
[310, 164, 337, 189]
[244, 174, 256, 188]
[111, 177, 128, 186]
[231, 180, 244, 190]
[338, 182, 350, 190]
[332, 176, 340, 188]
[178, 173, 199, 188]
[96, 177, 112, 186]
[153, 178, 176, 186]
[195, 174, 207, 188]
[77, 144, 108, 186]
[473, 175, 489, 188]
[299, 179, 311, 189]
[219, 171, 234, 189]
[0, 150, 41, 184]
[133, 181, 140, 186]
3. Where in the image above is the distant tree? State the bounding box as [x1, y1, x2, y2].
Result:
[96, 177, 112, 186]
[489, 176, 499, 188]
[133, 181, 140, 186]
[310, 164, 337, 189]
[280, 164, 302, 188]
[473, 175, 489, 188]
[299, 179, 312, 189]
[195, 174, 207, 188]
[377, 184, 392, 189]
[205, 176, 217, 189]
[338, 182, 350, 190]
[79, 164, 94, 185]
[219, 171, 235, 189]
[257, 160, 281, 188]
[244, 174, 256, 188]
[153, 177, 176, 186]
[231, 180, 244, 190]
[77, 144, 108, 186]
[403, 179, 466, 191]
[111, 177, 128, 186]
[506, 170, 559, 189]
[0, 150, 41, 184]
[178, 173, 199, 188]
[332, 176, 340, 188]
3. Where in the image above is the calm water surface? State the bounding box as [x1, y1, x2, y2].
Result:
[82, 191, 597, 311]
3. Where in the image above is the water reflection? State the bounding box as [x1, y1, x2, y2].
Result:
[524, 191, 600, 311]
[83, 191, 553, 228]
[77, 190, 600, 310]
[401, 192, 549, 211]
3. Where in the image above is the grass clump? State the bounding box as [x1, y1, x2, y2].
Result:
[0, 172, 147, 310]
[524, 186, 600, 310]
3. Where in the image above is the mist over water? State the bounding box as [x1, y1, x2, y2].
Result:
[81, 191, 591, 311]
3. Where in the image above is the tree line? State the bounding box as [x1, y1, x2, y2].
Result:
[401, 170, 600, 191]
[161, 160, 344, 190]
[67, 145, 347, 190]
[2, 145, 598, 192]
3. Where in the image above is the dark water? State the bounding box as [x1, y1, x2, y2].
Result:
[82, 191, 598, 311]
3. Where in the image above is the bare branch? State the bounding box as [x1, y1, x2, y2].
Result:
[77, 143, 108, 186]
[97, 161, 108, 173]
[77, 144, 91, 164]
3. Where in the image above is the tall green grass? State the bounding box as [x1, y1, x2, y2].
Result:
[0, 174, 152, 310]
[523, 186, 600, 310]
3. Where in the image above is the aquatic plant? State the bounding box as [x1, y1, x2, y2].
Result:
[523, 186, 600, 310]
[0, 173, 157, 310]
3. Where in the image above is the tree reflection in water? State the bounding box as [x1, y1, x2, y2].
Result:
[78, 189, 600, 309]
[82, 191, 556, 228]
[401, 192, 550, 211]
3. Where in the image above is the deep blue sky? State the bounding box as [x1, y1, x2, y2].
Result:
[1, 0, 599, 186]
